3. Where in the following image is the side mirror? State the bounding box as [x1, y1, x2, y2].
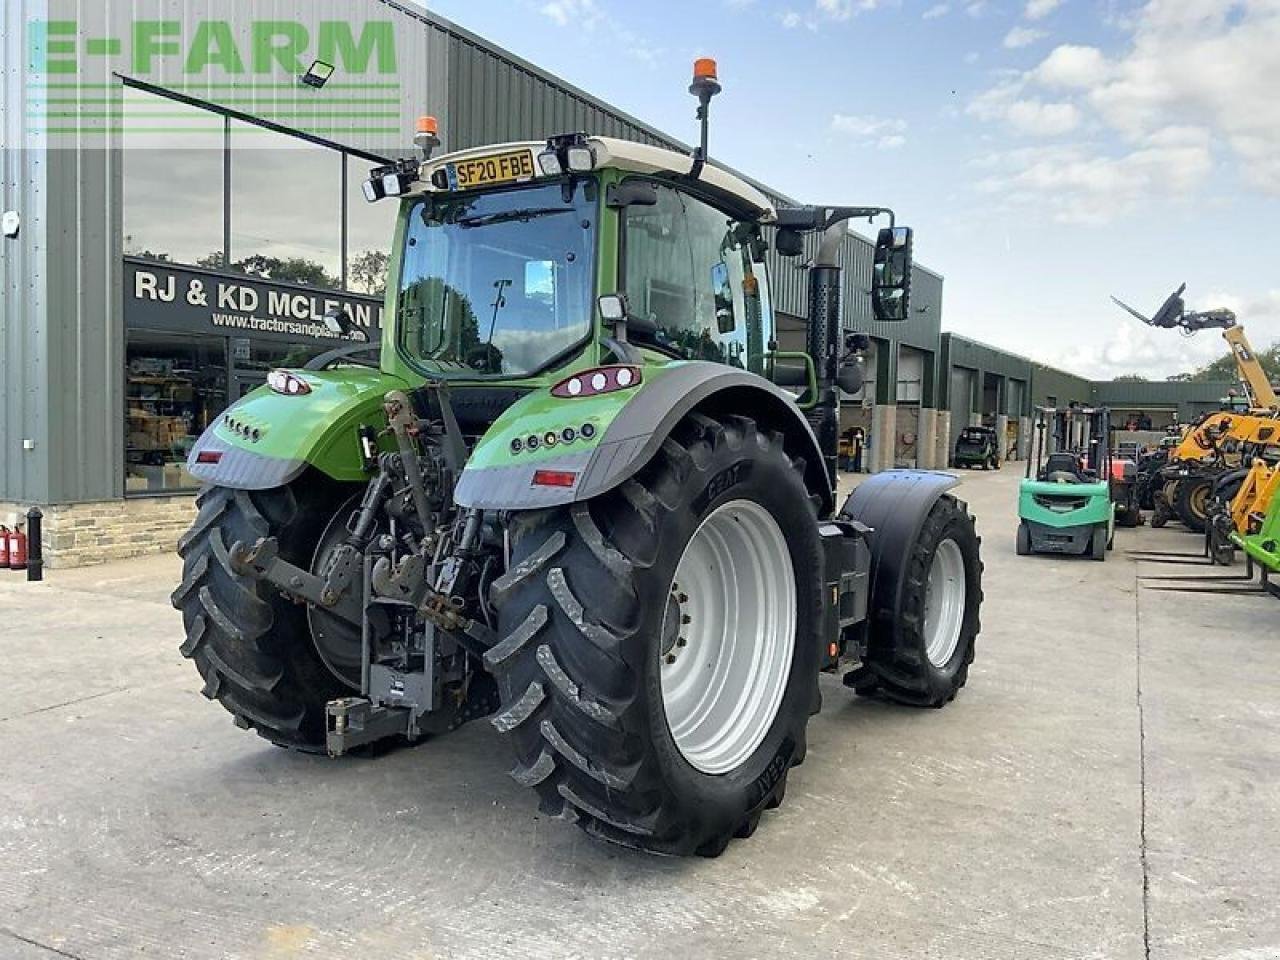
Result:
[323, 305, 368, 342]
[710, 262, 735, 333]
[871, 226, 913, 322]
[605, 179, 659, 208]
[598, 292, 657, 337]
[774, 228, 804, 258]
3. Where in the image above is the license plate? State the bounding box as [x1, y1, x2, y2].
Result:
[446, 150, 536, 190]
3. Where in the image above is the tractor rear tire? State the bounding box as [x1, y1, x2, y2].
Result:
[1174, 476, 1213, 534]
[171, 483, 353, 751]
[485, 413, 822, 856]
[846, 495, 981, 707]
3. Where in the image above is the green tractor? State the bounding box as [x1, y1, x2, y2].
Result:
[1016, 406, 1115, 560]
[172, 63, 983, 856]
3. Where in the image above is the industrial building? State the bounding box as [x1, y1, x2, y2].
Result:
[0, 0, 1244, 567]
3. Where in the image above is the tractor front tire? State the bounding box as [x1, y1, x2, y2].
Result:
[846, 494, 981, 707]
[486, 413, 822, 856]
[1016, 520, 1031, 556]
[171, 483, 352, 751]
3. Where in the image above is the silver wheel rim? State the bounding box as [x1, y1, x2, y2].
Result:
[660, 499, 796, 776]
[923, 538, 966, 668]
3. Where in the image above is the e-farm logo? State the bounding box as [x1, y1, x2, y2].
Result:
[26, 15, 403, 139]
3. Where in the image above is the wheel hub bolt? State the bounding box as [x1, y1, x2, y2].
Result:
[665, 654, 677, 665]
[676, 637, 687, 648]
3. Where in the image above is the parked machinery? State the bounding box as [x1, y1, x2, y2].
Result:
[1112, 283, 1280, 533]
[1017, 406, 1115, 560]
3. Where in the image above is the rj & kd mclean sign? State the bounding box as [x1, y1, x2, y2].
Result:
[125, 259, 382, 345]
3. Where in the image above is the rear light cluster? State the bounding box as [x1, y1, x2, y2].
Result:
[223, 413, 264, 443]
[550, 365, 641, 399]
[267, 369, 312, 396]
[510, 421, 597, 455]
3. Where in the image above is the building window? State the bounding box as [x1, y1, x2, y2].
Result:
[229, 121, 342, 286]
[122, 92, 226, 267]
[125, 334, 227, 494]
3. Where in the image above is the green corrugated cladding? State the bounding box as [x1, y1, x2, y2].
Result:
[1031, 363, 1093, 410]
[938, 334, 1031, 416]
[1093, 380, 1239, 421]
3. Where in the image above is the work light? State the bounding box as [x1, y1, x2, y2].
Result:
[300, 59, 335, 89]
[536, 150, 563, 177]
[566, 145, 595, 171]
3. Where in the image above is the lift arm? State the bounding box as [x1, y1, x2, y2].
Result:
[1223, 326, 1278, 411]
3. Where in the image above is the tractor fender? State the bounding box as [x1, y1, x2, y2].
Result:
[838, 470, 961, 623]
[453, 361, 833, 515]
[185, 367, 406, 490]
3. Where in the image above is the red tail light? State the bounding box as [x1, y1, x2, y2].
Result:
[196, 450, 223, 465]
[531, 469, 578, 488]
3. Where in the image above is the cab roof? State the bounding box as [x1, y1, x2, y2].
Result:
[418, 135, 777, 221]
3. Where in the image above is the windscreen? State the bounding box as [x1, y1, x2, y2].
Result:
[397, 181, 596, 377]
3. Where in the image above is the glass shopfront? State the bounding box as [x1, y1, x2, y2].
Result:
[122, 84, 395, 495]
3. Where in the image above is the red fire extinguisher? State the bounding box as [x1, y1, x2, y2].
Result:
[8, 525, 27, 571]
[0, 526, 8, 568]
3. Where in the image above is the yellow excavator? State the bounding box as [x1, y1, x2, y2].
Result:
[1111, 283, 1280, 533]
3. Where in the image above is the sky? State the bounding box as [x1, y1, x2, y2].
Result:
[422, 0, 1280, 380]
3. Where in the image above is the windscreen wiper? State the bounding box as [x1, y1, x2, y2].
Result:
[454, 207, 573, 228]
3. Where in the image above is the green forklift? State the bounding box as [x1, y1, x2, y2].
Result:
[1017, 406, 1115, 560]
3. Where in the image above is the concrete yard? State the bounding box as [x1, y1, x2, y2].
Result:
[1, 468, 1277, 960]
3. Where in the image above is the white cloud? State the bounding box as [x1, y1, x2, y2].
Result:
[1004, 26, 1048, 48]
[923, 3, 950, 19]
[1034, 44, 1109, 89]
[1004, 98, 1080, 134]
[964, 50, 981, 63]
[831, 114, 908, 149]
[780, 9, 804, 27]
[831, 113, 907, 136]
[539, 0, 663, 65]
[973, 128, 1212, 223]
[1024, 0, 1063, 20]
[966, 1, 1280, 223]
[538, 0, 601, 28]
[1050, 290, 1280, 378]
[965, 1, 988, 16]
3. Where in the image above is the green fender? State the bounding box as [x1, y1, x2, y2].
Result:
[185, 367, 409, 489]
[453, 361, 833, 514]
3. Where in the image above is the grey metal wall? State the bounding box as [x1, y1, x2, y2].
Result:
[1, 1, 46, 502]
[2, 0, 948, 504]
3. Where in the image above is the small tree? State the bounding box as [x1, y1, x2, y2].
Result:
[349, 250, 390, 297]
[1112, 374, 1148, 383]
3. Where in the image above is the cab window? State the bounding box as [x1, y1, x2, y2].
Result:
[622, 183, 773, 371]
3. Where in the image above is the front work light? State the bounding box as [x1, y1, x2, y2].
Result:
[362, 178, 385, 203]
[382, 171, 406, 196]
[566, 145, 595, 171]
[537, 150, 563, 177]
[300, 59, 335, 89]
